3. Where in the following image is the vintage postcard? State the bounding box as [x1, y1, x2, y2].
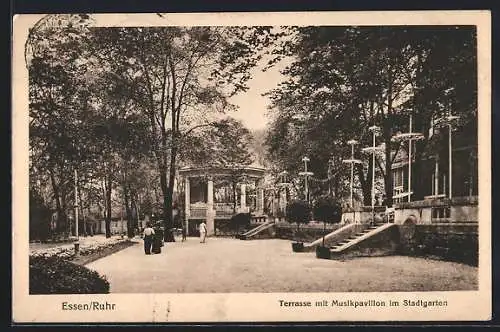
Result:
[12, 10, 491, 323]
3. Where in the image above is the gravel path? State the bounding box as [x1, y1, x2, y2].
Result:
[86, 237, 478, 293]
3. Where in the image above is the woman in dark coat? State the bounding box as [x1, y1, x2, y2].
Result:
[152, 222, 164, 254]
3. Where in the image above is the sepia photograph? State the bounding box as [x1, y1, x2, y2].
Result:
[12, 11, 491, 322]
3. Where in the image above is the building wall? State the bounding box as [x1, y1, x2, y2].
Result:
[398, 223, 478, 266]
[393, 196, 478, 224]
[100, 219, 128, 235]
[341, 207, 387, 224]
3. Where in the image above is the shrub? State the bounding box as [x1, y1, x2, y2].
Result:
[313, 196, 343, 246]
[29, 256, 110, 294]
[230, 212, 252, 234]
[285, 199, 311, 240]
[313, 196, 342, 223]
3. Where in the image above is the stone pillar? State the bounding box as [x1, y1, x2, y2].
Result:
[280, 188, 287, 213]
[184, 177, 190, 235]
[240, 183, 247, 213]
[206, 178, 215, 235]
[257, 179, 264, 215]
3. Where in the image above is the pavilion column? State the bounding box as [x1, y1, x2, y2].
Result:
[434, 155, 439, 196]
[280, 188, 287, 213]
[206, 177, 215, 235]
[184, 177, 190, 235]
[257, 179, 264, 215]
[272, 191, 278, 217]
[240, 183, 247, 213]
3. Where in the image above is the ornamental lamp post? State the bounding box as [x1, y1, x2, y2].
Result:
[391, 114, 425, 202]
[434, 111, 460, 199]
[342, 139, 362, 209]
[362, 126, 383, 224]
[298, 156, 314, 203]
[74, 168, 80, 256]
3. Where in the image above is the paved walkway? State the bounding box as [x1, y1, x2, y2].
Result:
[86, 237, 478, 293]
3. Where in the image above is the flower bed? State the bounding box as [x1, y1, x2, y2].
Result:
[30, 236, 135, 262]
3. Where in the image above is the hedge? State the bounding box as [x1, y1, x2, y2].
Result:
[30, 255, 110, 294]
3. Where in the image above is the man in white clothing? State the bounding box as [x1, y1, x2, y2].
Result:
[198, 221, 207, 243]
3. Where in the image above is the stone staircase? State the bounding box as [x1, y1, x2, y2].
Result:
[297, 221, 381, 253]
[330, 223, 385, 250]
[237, 220, 275, 240]
[317, 222, 399, 259]
[295, 223, 363, 252]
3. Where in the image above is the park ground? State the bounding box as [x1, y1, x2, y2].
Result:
[85, 237, 478, 293]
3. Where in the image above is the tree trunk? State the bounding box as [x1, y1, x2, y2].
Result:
[61, 188, 69, 237]
[382, 118, 394, 206]
[87, 206, 94, 236]
[131, 191, 139, 232]
[412, 144, 426, 201]
[357, 163, 372, 206]
[412, 112, 430, 201]
[322, 221, 326, 247]
[164, 145, 177, 242]
[49, 169, 64, 233]
[163, 185, 174, 242]
[383, 72, 395, 207]
[123, 184, 134, 238]
[78, 185, 86, 237]
[105, 173, 112, 238]
[158, 163, 174, 241]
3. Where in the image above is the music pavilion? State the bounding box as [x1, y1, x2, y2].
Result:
[179, 164, 266, 236]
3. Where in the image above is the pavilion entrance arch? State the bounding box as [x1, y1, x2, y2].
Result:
[179, 165, 266, 236]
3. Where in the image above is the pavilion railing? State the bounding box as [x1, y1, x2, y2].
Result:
[214, 203, 235, 217]
[190, 205, 207, 218]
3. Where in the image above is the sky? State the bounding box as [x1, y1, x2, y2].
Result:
[227, 58, 289, 132]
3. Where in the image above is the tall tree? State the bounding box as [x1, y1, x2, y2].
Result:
[90, 26, 261, 241]
[28, 15, 97, 236]
[261, 26, 477, 206]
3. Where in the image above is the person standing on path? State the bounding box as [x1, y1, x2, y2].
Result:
[181, 223, 187, 242]
[199, 221, 207, 243]
[143, 223, 155, 255]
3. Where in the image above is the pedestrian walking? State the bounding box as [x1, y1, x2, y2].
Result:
[199, 221, 207, 243]
[143, 223, 155, 255]
[181, 223, 187, 242]
[152, 231, 162, 254]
